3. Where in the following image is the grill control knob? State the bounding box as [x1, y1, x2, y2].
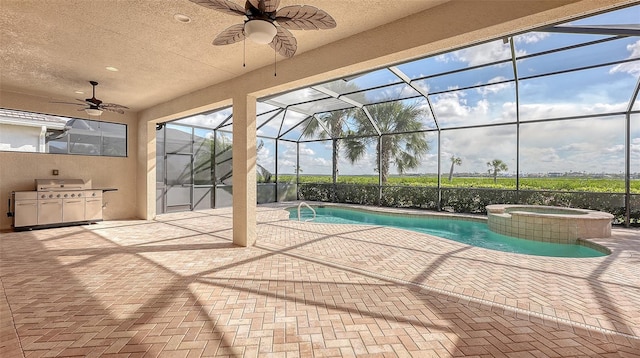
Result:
[92, 193, 96, 197]
[49, 194, 53, 198]
[71, 193, 76, 198]
[64, 194, 68, 198]
[56, 194, 61, 198]
[78, 193, 82, 197]
[41, 194, 46, 199]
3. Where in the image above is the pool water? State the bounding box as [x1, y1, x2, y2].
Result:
[288, 206, 607, 258]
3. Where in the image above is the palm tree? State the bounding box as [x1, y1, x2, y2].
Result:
[486, 159, 508, 184]
[344, 101, 429, 184]
[301, 109, 354, 183]
[300, 81, 359, 184]
[448, 155, 462, 182]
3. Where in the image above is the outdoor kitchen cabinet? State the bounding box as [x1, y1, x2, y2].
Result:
[12, 191, 38, 228]
[62, 197, 85, 223]
[38, 199, 63, 225]
[84, 190, 103, 221]
[11, 179, 105, 230]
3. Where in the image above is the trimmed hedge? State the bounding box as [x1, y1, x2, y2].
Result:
[297, 183, 638, 224]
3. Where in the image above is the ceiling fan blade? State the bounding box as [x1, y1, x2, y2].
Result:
[99, 106, 126, 115]
[100, 103, 129, 110]
[269, 26, 297, 58]
[248, 0, 280, 13]
[189, 0, 246, 16]
[87, 98, 102, 106]
[73, 98, 96, 105]
[275, 5, 336, 30]
[50, 101, 84, 106]
[213, 23, 246, 45]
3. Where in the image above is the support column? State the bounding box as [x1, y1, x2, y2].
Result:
[232, 94, 257, 247]
[139, 120, 157, 220]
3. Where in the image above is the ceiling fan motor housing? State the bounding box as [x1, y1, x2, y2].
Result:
[50, 80, 128, 115]
[87, 81, 102, 105]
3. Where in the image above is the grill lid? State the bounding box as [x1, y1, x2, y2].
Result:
[35, 179, 89, 191]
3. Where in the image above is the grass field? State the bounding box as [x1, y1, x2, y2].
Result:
[278, 175, 640, 193]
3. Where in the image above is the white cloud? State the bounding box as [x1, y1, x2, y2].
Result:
[435, 54, 449, 63]
[282, 111, 309, 131]
[439, 126, 517, 174]
[500, 102, 517, 121]
[605, 144, 624, 154]
[299, 146, 315, 156]
[336, 143, 378, 175]
[518, 118, 626, 173]
[558, 142, 593, 152]
[513, 32, 549, 44]
[174, 109, 231, 128]
[609, 40, 640, 77]
[257, 146, 270, 159]
[431, 91, 510, 127]
[414, 81, 430, 94]
[248, 25, 636, 176]
[630, 138, 640, 169]
[288, 115, 629, 175]
[442, 40, 524, 67]
[519, 101, 628, 120]
[293, 143, 333, 175]
[538, 148, 561, 163]
[432, 113, 630, 174]
[432, 91, 470, 118]
[257, 143, 275, 171]
[476, 77, 512, 95]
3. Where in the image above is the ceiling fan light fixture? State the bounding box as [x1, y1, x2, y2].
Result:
[244, 19, 277, 44]
[85, 108, 103, 116]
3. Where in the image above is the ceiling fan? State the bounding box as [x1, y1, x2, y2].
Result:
[52, 81, 128, 116]
[189, 0, 336, 58]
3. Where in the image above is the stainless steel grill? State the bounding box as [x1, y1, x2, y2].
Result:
[11, 179, 103, 230]
[36, 178, 89, 191]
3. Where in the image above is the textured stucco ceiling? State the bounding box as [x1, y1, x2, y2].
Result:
[0, 0, 449, 112]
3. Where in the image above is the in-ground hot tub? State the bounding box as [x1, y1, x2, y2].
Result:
[486, 204, 613, 244]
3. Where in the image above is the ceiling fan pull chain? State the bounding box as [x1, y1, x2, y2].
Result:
[243, 38, 246, 68]
[274, 46, 277, 77]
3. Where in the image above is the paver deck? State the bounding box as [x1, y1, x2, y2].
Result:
[1, 202, 639, 357]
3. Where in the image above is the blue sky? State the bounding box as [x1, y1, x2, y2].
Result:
[176, 5, 640, 177]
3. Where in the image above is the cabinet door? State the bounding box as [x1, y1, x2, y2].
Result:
[38, 200, 63, 225]
[85, 198, 103, 221]
[63, 199, 85, 223]
[14, 200, 38, 227]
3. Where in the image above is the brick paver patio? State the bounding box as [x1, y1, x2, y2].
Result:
[1, 203, 639, 357]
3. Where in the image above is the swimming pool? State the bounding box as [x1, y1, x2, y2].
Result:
[287, 206, 608, 258]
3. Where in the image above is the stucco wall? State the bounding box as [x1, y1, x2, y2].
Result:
[0, 91, 138, 231]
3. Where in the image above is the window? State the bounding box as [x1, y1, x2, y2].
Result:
[0, 108, 127, 157]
